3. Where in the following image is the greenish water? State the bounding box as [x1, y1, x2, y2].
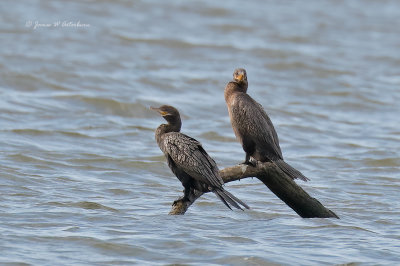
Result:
[1, 0, 399, 265]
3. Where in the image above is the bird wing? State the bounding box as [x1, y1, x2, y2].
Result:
[233, 93, 283, 159]
[253, 99, 283, 157]
[166, 153, 191, 185]
[162, 132, 224, 188]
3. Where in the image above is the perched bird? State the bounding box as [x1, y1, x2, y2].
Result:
[224, 68, 309, 181]
[151, 105, 249, 210]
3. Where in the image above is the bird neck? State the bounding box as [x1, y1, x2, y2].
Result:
[224, 81, 248, 102]
[155, 119, 182, 144]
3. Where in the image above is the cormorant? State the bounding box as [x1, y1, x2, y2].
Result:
[151, 105, 250, 210]
[224, 68, 309, 181]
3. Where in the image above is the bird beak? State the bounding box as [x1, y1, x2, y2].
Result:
[236, 73, 244, 81]
[150, 106, 168, 116]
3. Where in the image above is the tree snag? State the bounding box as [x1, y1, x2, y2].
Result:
[169, 162, 339, 218]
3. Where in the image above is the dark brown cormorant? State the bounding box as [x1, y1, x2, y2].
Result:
[224, 68, 309, 181]
[151, 105, 250, 210]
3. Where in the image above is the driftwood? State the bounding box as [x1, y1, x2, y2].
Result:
[169, 162, 339, 218]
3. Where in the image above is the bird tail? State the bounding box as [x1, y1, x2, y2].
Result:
[275, 159, 309, 181]
[214, 188, 250, 210]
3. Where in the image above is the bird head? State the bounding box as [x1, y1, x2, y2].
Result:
[233, 68, 247, 84]
[150, 105, 181, 124]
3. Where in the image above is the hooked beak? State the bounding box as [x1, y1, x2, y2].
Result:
[150, 106, 168, 116]
[236, 73, 244, 81]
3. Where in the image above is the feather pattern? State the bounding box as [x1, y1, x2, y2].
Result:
[161, 132, 223, 188]
[230, 93, 283, 161]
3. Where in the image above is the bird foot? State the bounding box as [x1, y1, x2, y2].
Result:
[172, 196, 190, 206]
[240, 159, 257, 167]
[172, 198, 183, 206]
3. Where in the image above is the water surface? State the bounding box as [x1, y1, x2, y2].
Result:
[1, 0, 399, 265]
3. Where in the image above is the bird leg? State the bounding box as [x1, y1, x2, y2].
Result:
[172, 187, 192, 206]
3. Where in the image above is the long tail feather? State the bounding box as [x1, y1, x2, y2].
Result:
[222, 189, 250, 209]
[214, 188, 250, 210]
[275, 159, 309, 181]
[214, 190, 232, 210]
[216, 189, 242, 210]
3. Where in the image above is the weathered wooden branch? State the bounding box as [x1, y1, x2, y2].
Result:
[169, 162, 339, 218]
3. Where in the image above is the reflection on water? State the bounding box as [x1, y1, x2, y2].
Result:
[0, 0, 399, 264]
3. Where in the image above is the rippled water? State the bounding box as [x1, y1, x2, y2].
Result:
[1, 0, 400, 265]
